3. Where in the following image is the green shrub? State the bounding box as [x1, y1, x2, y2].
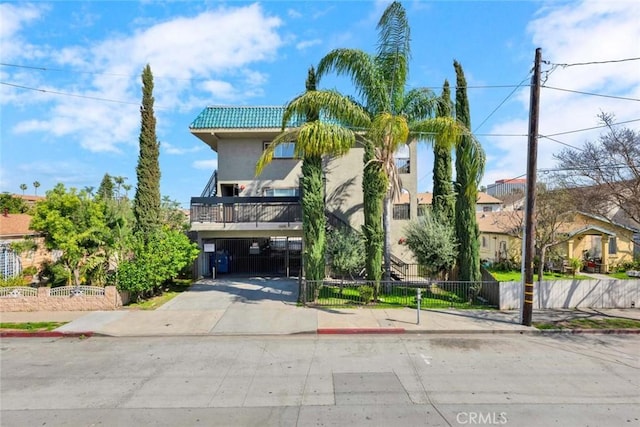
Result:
[22, 266, 38, 276]
[40, 261, 72, 287]
[358, 285, 374, 303]
[0, 275, 27, 287]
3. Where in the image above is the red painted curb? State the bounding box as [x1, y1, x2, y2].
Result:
[0, 331, 94, 338]
[317, 328, 405, 334]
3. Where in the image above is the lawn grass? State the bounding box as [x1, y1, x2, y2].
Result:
[126, 279, 192, 310]
[608, 271, 640, 280]
[314, 284, 491, 309]
[489, 270, 590, 282]
[533, 318, 640, 330]
[0, 322, 66, 332]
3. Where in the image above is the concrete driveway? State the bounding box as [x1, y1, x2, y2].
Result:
[56, 277, 318, 336]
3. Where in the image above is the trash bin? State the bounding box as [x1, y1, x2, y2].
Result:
[215, 251, 229, 274]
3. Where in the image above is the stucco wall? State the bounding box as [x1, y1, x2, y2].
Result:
[217, 138, 302, 196]
[0, 286, 125, 312]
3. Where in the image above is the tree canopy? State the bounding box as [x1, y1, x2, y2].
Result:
[554, 113, 640, 227]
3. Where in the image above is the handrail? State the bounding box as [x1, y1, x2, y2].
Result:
[200, 170, 217, 197]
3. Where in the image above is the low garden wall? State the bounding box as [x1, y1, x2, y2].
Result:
[497, 279, 639, 310]
[0, 286, 127, 312]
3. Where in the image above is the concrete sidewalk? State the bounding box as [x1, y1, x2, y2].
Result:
[2, 278, 639, 336]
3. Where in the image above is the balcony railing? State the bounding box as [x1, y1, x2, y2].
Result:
[190, 197, 302, 226]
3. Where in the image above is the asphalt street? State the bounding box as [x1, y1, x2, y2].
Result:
[1, 334, 638, 426]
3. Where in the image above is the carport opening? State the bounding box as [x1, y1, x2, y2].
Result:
[204, 237, 301, 278]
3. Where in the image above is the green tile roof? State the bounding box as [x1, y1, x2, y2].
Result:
[190, 106, 306, 130]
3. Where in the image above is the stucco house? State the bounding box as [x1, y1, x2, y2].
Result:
[0, 212, 50, 279]
[476, 210, 638, 273]
[188, 105, 418, 277]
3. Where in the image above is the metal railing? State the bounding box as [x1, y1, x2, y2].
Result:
[300, 280, 494, 309]
[49, 286, 106, 297]
[0, 287, 38, 298]
[191, 196, 302, 225]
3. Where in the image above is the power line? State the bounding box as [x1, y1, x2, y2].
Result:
[0, 62, 194, 82]
[538, 135, 584, 152]
[474, 75, 532, 133]
[545, 118, 640, 137]
[2, 62, 533, 90]
[545, 57, 640, 67]
[0, 81, 168, 110]
[542, 85, 640, 102]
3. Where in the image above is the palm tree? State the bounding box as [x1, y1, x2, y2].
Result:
[33, 181, 41, 196]
[19, 184, 27, 195]
[256, 67, 363, 282]
[312, 1, 462, 282]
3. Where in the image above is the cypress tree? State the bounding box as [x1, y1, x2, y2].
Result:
[96, 173, 114, 201]
[454, 61, 484, 282]
[300, 67, 326, 280]
[432, 80, 455, 224]
[133, 64, 161, 235]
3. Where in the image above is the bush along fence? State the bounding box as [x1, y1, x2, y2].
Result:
[0, 286, 128, 312]
[300, 280, 497, 309]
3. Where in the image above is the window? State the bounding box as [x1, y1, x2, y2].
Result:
[264, 142, 295, 158]
[394, 144, 410, 173]
[482, 236, 487, 247]
[263, 188, 300, 197]
[482, 206, 492, 212]
[609, 236, 617, 254]
[393, 204, 410, 220]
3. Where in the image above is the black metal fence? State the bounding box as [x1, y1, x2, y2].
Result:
[300, 280, 497, 309]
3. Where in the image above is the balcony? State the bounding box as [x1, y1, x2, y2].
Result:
[190, 196, 302, 230]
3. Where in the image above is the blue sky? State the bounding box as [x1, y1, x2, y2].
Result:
[1, 1, 639, 208]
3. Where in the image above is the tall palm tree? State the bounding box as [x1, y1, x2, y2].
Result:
[313, 1, 461, 282]
[33, 181, 41, 196]
[256, 68, 367, 281]
[20, 183, 27, 195]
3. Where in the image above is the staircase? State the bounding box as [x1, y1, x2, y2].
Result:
[200, 170, 217, 197]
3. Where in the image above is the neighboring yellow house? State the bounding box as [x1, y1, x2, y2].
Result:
[476, 210, 638, 273]
[476, 211, 522, 264]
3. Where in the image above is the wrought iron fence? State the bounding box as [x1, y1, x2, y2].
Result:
[49, 286, 106, 297]
[0, 287, 38, 298]
[300, 280, 496, 309]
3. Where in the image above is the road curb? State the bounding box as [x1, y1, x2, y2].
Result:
[535, 328, 640, 335]
[0, 331, 94, 338]
[317, 328, 405, 334]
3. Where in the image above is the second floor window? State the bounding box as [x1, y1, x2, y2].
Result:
[263, 187, 300, 197]
[264, 142, 295, 158]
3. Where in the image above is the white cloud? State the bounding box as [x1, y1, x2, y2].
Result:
[163, 142, 203, 155]
[0, 3, 42, 39]
[5, 3, 284, 153]
[296, 38, 322, 51]
[287, 8, 302, 19]
[0, 3, 47, 60]
[483, 0, 640, 187]
[193, 159, 218, 170]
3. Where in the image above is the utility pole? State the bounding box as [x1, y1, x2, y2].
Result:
[522, 48, 542, 326]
